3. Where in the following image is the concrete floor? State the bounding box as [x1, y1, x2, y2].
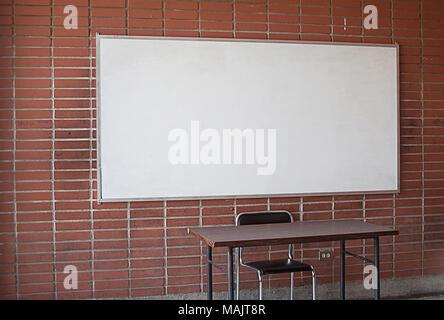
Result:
[410, 294, 444, 300]
[143, 274, 444, 300]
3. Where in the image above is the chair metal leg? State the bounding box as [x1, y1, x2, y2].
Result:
[258, 272, 263, 300]
[311, 270, 316, 300]
[290, 272, 294, 300]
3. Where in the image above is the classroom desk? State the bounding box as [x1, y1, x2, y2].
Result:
[188, 219, 398, 300]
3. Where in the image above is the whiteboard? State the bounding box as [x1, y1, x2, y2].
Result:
[97, 35, 399, 202]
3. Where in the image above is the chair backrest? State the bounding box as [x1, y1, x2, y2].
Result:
[236, 210, 293, 226]
[236, 211, 294, 262]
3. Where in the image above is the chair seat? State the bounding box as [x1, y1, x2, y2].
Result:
[243, 258, 313, 275]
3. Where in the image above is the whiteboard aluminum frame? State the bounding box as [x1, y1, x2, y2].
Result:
[96, 34, 400, 203]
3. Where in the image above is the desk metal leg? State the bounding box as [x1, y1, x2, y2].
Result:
[342, 237, 381, 300]
[227, 247, 234, 300]
[207, 245, 213, 300]
[374, 237, 380, 300]
[340, 240, 345, 300]
[235, 248, 240, 300]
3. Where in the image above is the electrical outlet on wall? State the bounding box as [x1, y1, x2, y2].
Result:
[319, 249, 333, 261]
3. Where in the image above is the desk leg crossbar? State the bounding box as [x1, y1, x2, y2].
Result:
[340, 237, 380, 300]
[206, 246, 234, 300]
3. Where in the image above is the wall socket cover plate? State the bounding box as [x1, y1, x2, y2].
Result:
[319, 249, 334, 260]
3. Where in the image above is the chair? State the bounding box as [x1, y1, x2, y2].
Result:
[235, 210, 316, 300]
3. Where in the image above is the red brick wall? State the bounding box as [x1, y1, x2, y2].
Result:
[0, 0, 443, 299]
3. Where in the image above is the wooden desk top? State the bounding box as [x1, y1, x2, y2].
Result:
[188, 220, 398, 248]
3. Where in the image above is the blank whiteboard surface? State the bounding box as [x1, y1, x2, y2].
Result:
[97, 36, 399, 202]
